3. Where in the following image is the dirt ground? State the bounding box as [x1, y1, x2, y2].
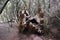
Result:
[0, 22, 59, 40]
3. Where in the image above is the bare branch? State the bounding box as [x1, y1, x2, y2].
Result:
[0, 0, 10, 14]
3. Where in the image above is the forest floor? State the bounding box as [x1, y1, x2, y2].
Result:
[0, 22, 60, 40]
